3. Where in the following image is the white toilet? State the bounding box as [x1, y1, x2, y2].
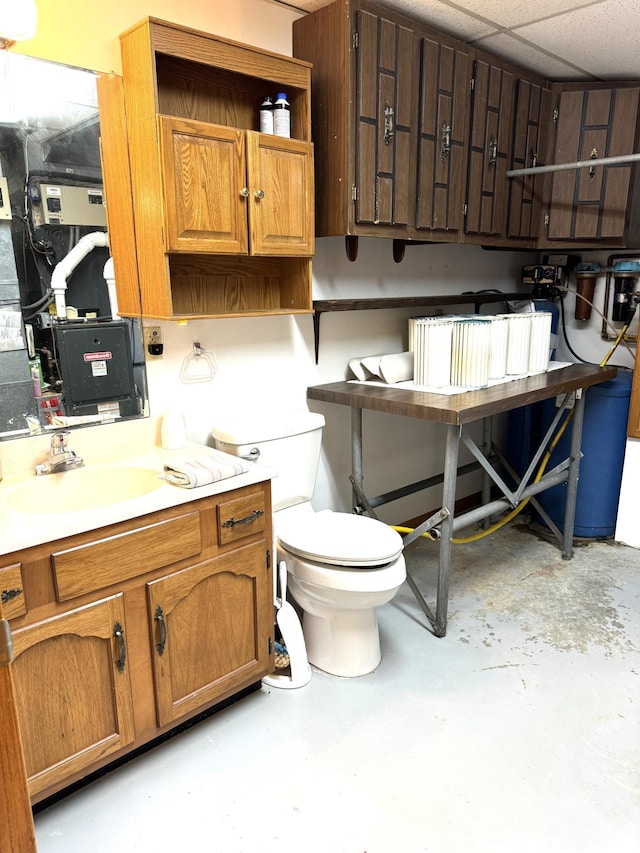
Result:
[212, 410, 406, 677]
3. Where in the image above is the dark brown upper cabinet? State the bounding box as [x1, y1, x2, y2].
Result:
[540, 83, 640, 249]
[294, 0, 640, 253]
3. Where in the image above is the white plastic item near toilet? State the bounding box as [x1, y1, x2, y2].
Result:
[262, 562, 311, 689]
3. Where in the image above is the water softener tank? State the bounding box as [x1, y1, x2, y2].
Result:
[537, 370, 632, 538]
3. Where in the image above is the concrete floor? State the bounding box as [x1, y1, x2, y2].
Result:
[34, 522, 640, 853]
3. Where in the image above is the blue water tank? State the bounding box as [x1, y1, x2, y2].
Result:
[537, 370, 632, 538]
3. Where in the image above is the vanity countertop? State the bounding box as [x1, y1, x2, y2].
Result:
[0, 417, 274, 557]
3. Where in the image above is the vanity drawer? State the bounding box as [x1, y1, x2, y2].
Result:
[52, 511, 202, 601]
[0, 563, 26, 620]
[217, 492, 267, 546]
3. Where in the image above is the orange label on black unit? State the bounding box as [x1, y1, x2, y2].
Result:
[84, 351, 112, 361]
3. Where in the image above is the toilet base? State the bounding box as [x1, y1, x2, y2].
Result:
[302, 608, 381, 677]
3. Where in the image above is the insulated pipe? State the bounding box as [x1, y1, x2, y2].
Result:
[50, 231, 109, 319]
[506, 151, 640, 178]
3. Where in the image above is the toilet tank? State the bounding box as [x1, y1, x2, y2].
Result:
[212, 410, 325, 511]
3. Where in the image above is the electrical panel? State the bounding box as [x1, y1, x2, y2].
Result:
[31, 183, 106, 227]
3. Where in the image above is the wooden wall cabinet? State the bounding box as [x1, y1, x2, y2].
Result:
[99, 18, 314, 320]
[3, 481, 273, 804]
[293, 0, 549, 252]
[294, 0, 479, 246]
[540, 83, 640, 249]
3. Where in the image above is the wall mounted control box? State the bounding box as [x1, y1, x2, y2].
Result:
[30, 182, 107, 227]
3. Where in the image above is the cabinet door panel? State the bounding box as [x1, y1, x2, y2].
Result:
[11, 595, 135, 797]
[466, 59, 514, 237]
[547, 87, 640, 241]
[416, 37, 469, 233]
[508, 79, 549, 240]
[355, 10, 415, 227]
[247, 133, 315, 256]
[148, 542, 269, 727]
[159, 116, 248, 254]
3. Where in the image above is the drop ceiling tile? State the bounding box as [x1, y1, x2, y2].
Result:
[385, 0, 498, 40]
[514, 1, 640, 79]
[476, 33, 594, 80]
[442, 0, 602, 29]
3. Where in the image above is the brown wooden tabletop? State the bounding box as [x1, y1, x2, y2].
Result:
[307, 363, 617, 426]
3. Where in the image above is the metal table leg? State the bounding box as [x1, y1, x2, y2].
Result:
[435, 424, 461, 636]
[562, 390, 586, 559]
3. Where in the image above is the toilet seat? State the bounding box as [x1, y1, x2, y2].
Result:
[278, 509, 403, 567]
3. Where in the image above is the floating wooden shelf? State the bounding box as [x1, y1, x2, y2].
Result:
[312, 291, 525, 362]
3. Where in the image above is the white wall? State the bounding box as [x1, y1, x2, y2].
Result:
[146, 237, 536, 524]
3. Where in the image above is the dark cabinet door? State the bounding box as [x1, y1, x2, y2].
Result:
[416, 34, 469, 235]
[465, 57, 515, 238]
[545, 86, 640, 242]
[355, 9, 416, 227]
[507, 78, 550, 241]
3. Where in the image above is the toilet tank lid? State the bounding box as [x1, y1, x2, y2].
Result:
[212, 410, 325, 445]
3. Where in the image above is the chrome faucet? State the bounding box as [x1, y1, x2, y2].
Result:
[34, 430, 85, 476]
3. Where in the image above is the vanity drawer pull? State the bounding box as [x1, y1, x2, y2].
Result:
[221, 509, 264, 528]
[1, 588, 23, 604]
[0, 564, 26, 619]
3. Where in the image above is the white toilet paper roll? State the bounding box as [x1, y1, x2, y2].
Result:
[161, 408, 186, 450]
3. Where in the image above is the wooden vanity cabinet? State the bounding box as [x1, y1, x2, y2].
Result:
[3, 481, 273, 804]
[99, 17, 313, 320]
[540, 83, 640, 248]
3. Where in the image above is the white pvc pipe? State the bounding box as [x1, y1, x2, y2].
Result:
[102, 255, 119, 319]
[51, 230, 109, 319]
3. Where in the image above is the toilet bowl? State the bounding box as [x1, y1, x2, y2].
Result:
[277, 507, 405, 676]
[212, 411, 407, 678]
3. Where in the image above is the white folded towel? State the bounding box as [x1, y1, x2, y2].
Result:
[164, 449, 249, 488]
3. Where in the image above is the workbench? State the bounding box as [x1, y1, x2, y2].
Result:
[307, 363, 617, 637]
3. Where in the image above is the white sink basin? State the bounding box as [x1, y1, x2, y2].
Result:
[9, 465, 164, 514]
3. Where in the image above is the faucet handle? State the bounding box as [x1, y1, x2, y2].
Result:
[51, 430, 70, 451]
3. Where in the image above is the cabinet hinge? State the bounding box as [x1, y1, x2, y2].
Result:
[544, 211, 550, 227]
[352, 30, 359, 50]
[0, 619, 14, 666]
[269, 637, 273, 654]
[266, 548, 271, 570]
[553, 107, 559, 123]
[352, 185, 357, 203]
[463, 203, 468, 216]
[470, 77, 475, 93]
